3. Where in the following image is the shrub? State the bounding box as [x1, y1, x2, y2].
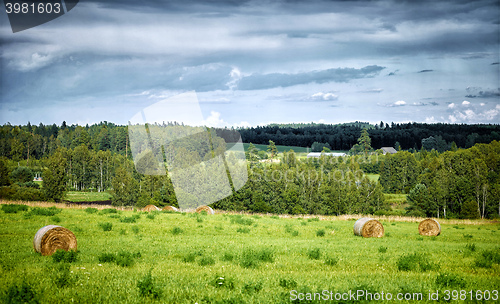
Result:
[100, 208, 118, 214]
[465, 243, 476, 252]
[316, 229, 325, 237]
[131, 226, 140, 234]
[182, 253, 197, 263]
[212, 275, 234, 289]
[396, 253, 437, 272]
[242, 281, 263, 293]
[28, 206, 61, 216]
[98, 253, 116, 263]
[378, 246, 387, 253]
[475, 249, 500, 268]
[84, 207, 98, 214]
[463, 234, 473, 239]
[279, 278, 297, 289]
[325, 256, 338, 266]
[137, 270, 162, 299]
[435, 273, 466, 288]
[115, 251, 136, 267]
[198, 256, 215, 266]
[221, 252, 234, 262]
[237, 227, 250, 233]
[53, 263, 74, 288]
[51, 216, 61, 223]
[120, 216, 137, 223]
[291, 230, 299, 237]
[52, 249, 78, 263]
[230, 215, 253, 225]
[5, 281, 39, 304]
[307, 248, 321, 260]
[240, 250, 259, 269]
[146, 214, 155, 220]
[99, 222, 113, 232]
[172, 227, 183, 235]
[256, 248, 274, 263]
[1, 204, 28, 213]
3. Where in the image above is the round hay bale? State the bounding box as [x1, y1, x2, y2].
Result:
[418, 218, 441, 236]
[143, 205, 160, 212]
[33, 225, 77, 256]
[162, 206, 179, 212]
[353, 217, 384, 238]
[195, 205, 214, 215]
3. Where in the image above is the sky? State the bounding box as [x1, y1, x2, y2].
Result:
[1, 0, 499, 128]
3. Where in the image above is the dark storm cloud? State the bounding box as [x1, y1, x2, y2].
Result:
[418, 70, 434, 73]
[465, 88, 500, 98]
[237, 65, 385, 90]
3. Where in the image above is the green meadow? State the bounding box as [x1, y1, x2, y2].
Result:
[0, 204, 499, 303]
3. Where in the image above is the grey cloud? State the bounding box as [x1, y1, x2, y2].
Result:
[237, 65, 385, 90]
[418, 69, 434, 73]
[465, 88, 500, 98]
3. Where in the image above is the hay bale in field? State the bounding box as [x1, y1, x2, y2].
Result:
[162, 206, 179, 212]
[143, 205, 160, 212]
[418, 218, 441, 236]
[353, 217, 384, 238]
[195, 205, 214, 215]
[33, 225, 77, 256]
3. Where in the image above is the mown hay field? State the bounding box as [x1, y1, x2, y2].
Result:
[0, 202, 499, 303]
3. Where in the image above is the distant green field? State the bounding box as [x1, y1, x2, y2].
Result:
[65, 191, 112, 202]
[0, 205, 499, 303]
[385, 193, 408, 205]
[366, 174, 380, 182]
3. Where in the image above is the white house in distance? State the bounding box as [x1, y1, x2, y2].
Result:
[307, 152, 347, 158]
[381, 147, 397, 155]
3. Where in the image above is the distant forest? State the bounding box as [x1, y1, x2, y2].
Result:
[239, 122, 500, 151]
[1, 121, 499, 162]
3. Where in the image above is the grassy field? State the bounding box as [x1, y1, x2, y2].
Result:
[0, 202, 499, 303]
[64, 191, 112, 202]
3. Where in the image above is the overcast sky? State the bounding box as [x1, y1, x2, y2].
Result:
[1, 0, 499, 127]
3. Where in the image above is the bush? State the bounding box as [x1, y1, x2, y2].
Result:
[396, 253, 437, 272]
[324, 256, 338, 266]
[475, 249, 500, 268]
[230, 215, 254, 225]
[378, 246, 387, 253]
[435, 273, 466, 288]
[279, 278, 297, 289]
[172, 227, 183, 235]
[98, 253, 116, 263]
[316, 229, 325, 237]
[242, 281, 263, 293]
[307, 248, 321, 260]
[10, 166, 34, 183]
[120, 216, 138, 223]
[1, 204, 28, 213]
[465, 243, 476, 252]
[5, 281, 39, 304]
[115, 251, 137, 267]
[221, 252, 234, 262]
[198, 256, 215, 266]
[132, 226, 140, 234]
[100, 208, 118, 214]
[52, 249, 78, 263]
[146, 214, 155, 220]
[28, 206, 61, 216]
[237, 227, 250, 233]
[137, 270, 162, 299]
[51, 216, 61, 223]
[99, 222, 113, 232]
[53, 263, 74, 288]
[84, 207, 98, 214]
[211, 275, 234, 289]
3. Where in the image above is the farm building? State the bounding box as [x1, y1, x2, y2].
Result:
[381, 147, 397, 155]
[307, 152, 347, 158]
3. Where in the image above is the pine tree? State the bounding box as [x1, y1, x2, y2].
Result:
[267, 140, 278, 159]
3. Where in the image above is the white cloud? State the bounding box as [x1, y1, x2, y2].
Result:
[394, 100, 406, 106]
[462, 100, 470, 106]
[202, 111, 225, 127]
[480, 103, 485, 106]
[448, 115, 457, 123]
[425, 116, 437, 123]
[448, 103, 455, 109]
[233, 121, 251, 128]
[311, 92, 338, 101]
